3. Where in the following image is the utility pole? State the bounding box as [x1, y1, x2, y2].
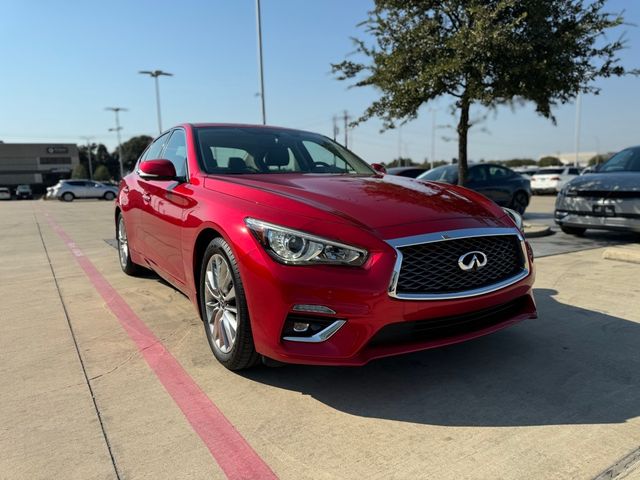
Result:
[332, 115, 339, 142]
[574, 92, 582, 167]
[106, 107, 127, 179]
[255, 0, 266, 125]
[80, 136, 94, 179]
[139, 70, 173, 134]
[342, 110, 350, 148]
[430, 109, 437, 170]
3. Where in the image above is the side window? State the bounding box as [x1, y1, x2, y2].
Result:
[568, 168, 580, 175]
[140, 133, 170, 164]
[487, 166, 510, 180]
[163, 129, 188, 177]
[468, 166, 487, 182]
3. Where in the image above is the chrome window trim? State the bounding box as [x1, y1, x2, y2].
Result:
[386, 227, 530, 300]
[282, 320, 346, 343]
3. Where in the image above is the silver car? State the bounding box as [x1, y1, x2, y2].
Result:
[555, 146, 640, 235]
[47, 179, 118, 202]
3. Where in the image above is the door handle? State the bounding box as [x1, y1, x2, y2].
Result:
[143, 193, 151, 203]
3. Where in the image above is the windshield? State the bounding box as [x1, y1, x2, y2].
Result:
[195, 127, 374, 175]
[417, 165, 457, 183]
[599, 147, 640, 173]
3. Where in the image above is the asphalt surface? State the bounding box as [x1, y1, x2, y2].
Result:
[1, 197, 639, 480]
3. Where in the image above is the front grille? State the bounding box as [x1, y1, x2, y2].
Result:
[368, 296, 529, 348]
[571, 190, 640, 199]
[396, 235, 524, 295]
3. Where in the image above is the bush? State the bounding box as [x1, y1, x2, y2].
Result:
[71, 164, 88, 179]
[538, 156, 563, 167]
[93, 165, 111, 182]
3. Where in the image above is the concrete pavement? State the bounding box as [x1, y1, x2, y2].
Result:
[1, 199, 639, 479]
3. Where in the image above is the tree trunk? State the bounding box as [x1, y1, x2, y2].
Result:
[457, 97, 470, 186]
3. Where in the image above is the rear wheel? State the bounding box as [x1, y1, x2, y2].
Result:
[510, 191, 529, 215]
[61, 192, 74, 202]
[560, 225, 586, 236]
[117, 214, 146, 275]
[199, 238, 260, 370]
[104, 191, 116, 201]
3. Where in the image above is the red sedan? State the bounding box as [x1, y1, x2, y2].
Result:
[115, 124, 536, 370]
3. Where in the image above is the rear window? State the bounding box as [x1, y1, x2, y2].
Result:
[418, 165, 457, 183]
[536, 168, 564, 175]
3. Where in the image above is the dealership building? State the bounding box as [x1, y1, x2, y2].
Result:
[0, 142, 79, 191]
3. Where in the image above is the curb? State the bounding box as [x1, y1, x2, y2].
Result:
[602, 246, 640, 264]
[523, 223, 552, 238]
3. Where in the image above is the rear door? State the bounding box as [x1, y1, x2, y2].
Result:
[141, 128, 193, 287]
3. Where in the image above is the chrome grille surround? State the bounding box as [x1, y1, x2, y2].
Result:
[386, 227, 530, 300]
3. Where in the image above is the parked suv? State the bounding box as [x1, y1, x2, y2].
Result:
[47, 179, 118, 201]
[0, 187, 10, 200]
[531, 166, 580, 194]
[15, 184, 33, 199]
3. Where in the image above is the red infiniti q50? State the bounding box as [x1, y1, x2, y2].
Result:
[115, 124, 536, 370]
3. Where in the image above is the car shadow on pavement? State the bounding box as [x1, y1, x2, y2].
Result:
[245, 288, 640, 427]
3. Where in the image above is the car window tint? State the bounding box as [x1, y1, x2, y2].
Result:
[302, 141, 352, 172]
[487, 166, 510, 179]
[468, 166, 487, 181]
[164, 129, 188, 177]
[208, 147, 253, 169]
[142, 133, 170, 162]
[600, 148, 640, 172]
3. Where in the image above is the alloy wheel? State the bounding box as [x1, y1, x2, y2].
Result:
[204, 253, 238, 354]
[117, 216, 128, 269]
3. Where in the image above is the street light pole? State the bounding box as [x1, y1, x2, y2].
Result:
[80, 136, 94, 180]
[105, 107, 127, 179]
[255, 0, 266, 125]
[139, 70, 173, 134]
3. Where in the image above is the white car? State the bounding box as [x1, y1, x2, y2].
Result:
[0, 187, 10, 200]
[47, 179, 118, 202]
[531, 166, 581, 194]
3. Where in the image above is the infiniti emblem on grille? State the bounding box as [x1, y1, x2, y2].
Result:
[458, 251, 488, 272]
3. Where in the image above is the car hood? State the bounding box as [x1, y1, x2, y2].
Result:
[565, 172, 640, 192]
[204, 173, 507, 231]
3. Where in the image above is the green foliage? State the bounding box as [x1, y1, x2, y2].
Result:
[501, 158, 537, 168]
[93, 165, 111, 182]
[71, 163, 88, 179]
[588, 153, 612, 165]
[120, 135, 153, 172]
[333, 0, 636, 185]
[538, 156, 563, 167]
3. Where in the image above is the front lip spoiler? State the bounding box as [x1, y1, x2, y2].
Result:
[385, 227, 530, 301]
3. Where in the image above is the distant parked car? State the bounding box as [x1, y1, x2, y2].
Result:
[47, 179, 118, 202]
[513, 167, 539, 177]
[555, 146, 640, 235]
[15, 184, 33, 199]
[386, 166, 428, 178]
[0, 187, 10, 200]
[530, 166, 580, 194]
[417, 164, 532, 214]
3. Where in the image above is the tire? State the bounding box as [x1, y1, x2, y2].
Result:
[116, 213, 146, 276]
[510, 191, 529, 215]
[199, 237, 260, 370]
[560, 225, 586, 236]
[104, 191, 116, 201]
[61, 192, 74, 202]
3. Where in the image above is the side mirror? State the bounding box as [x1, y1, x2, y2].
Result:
[371, 163, 387, 174]
[139, 159, 177, 181]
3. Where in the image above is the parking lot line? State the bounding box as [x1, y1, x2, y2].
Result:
[42, 211, 278, 480]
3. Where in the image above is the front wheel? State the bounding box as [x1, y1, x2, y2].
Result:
[104, 191, 116, 201]
[117, 214, 146, 276]
[560, 225, 586, 236]
[61, 192, 74, 202]
[199, 238, 260, 370]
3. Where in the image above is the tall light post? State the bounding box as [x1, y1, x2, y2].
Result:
[255, 0, 266, 124]
[105, 107, 127, 179]
[139, 70, 173, 134]
[80, 136, 94, 179]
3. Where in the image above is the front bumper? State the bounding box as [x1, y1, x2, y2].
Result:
[555, 195, 640, 233]
[240, 230, 536, 366]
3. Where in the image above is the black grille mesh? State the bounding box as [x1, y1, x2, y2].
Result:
[396, 235, 524, 295]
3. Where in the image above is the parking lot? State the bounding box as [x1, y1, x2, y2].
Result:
[2, 196, 640, 480]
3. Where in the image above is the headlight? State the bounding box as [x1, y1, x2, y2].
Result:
[502, 207, 523, 229]
[245, 218, 368, 266]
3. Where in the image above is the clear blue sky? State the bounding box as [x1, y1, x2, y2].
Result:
[0, 0, 638, 163]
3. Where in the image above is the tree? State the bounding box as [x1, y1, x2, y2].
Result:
[332, 0, 636, 185]
[502, 158, 537, 168]
[120, 135, 153, 173]
[71, 163, 88, 179]
[93, 165, 111, 182]
[538, 156, 563, 167]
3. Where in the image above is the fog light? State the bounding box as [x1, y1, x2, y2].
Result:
[293, 322, 310, 333]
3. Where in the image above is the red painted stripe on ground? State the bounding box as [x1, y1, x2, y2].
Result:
[43, 213, 277, 480]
